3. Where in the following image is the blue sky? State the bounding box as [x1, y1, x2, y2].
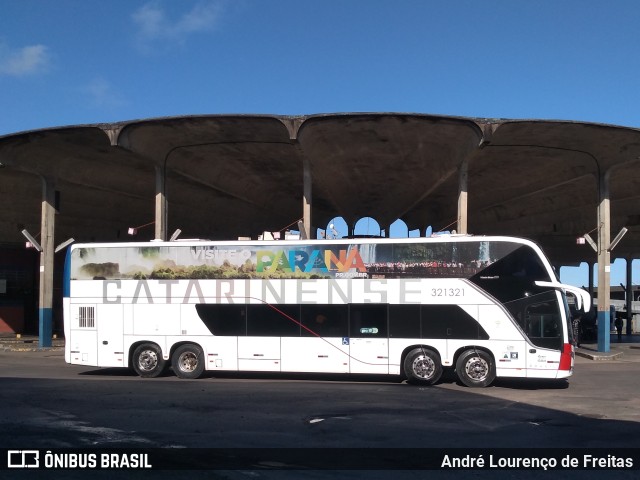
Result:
[1, 0, 639, 287]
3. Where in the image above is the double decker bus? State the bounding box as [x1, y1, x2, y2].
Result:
[63, 235, 589, 387]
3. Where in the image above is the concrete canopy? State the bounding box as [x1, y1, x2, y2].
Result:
[1, 113, 640, 266]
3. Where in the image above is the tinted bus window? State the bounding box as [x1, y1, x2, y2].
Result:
[389, 305, 421, 338]
[247, 304, 301, 337]
[350, 304, 388, 338]
[421, 305, 489, 340]
[301, 304, 349, 337]
[195, 304, 246, 336]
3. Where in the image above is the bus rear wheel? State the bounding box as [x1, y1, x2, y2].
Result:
[172, 344, 205, 379]
[456, 349, 495, 388]
[404, 348, 442, 385]
[132, 343, 166, 378]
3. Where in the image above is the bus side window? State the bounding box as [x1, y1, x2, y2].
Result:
[195, 304, 246, 336]
[421, 305, 488, 340]
[349, 304, 388, 338]
[389, 305, 420, 338]
[247, 304, 301, 337]
[301, 304, 348, 337]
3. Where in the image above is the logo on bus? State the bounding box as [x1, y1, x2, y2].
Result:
[256, 249, 366, 274]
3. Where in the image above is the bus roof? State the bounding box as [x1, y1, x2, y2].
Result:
[69, 235, 540, 250]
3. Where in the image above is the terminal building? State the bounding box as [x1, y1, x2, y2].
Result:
[1, 113, 639, 350]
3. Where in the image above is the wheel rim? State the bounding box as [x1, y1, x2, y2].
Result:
[138, 350, 159, 372]
[463, 355, 489, 382]
[178, 351, 199, 373]
[412, 354, 435, 379]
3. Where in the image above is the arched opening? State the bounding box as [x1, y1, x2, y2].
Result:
[353, 217, 381, 237]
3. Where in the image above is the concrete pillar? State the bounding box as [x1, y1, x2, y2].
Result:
[597, 170, 611, 352]
[457, 157, 468, 234]
[155, 165, 167, 241]
[39, 177, 56, 348]
[302, 156, 312, 239]
[626, 257, 633, 335]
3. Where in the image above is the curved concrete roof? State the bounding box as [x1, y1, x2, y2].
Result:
[1, 113, 640, 265]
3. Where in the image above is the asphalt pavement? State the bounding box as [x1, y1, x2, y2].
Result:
[2, 333, 640, 479]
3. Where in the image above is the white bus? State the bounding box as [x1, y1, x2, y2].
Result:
[63, 236, 589, 387]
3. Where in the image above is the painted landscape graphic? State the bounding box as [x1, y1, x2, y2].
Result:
[71, 241, 522, 281]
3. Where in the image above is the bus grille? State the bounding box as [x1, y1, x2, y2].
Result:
[78, 306, 95, 328]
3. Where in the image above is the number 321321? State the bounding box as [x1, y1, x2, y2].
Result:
[431, 288, 464, 297]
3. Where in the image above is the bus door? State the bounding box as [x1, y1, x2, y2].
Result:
[96, 304, 124, 367]
[522, 293, 564, 378]
[348, 304, 389, 374]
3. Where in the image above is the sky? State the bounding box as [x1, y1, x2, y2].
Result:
[1, 0, 639, 288]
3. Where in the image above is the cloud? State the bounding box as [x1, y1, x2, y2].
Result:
[132, 0, 222, 51]
[83, 77, 127, 109]
[0, 44, 50, 76]
[132, 2, 166, 40]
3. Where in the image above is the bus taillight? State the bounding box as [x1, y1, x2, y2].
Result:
[559, 343, 574, 371]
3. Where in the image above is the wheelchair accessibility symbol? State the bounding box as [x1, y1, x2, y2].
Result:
[342, 337, 349, 345]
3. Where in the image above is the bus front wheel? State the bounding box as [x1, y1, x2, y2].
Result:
[172, 344, 205, 379]
[132, 343, 166, 378]
[403, 348, 442, 385]
[456, 349, 495, 388]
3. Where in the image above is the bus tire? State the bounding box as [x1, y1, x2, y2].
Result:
[456, 349, 495, 388]
[132, 343, 166, 378]
[172, 344, 205, 379]
[403, 348, 442, 385]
